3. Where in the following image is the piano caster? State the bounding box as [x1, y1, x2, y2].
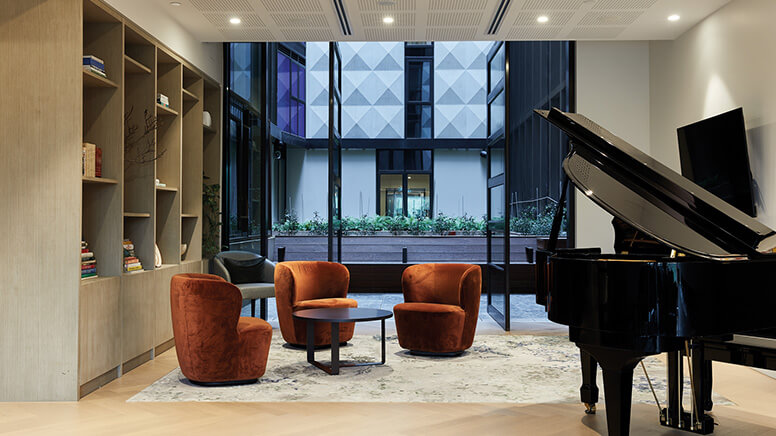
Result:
[584, 403, 597, 414]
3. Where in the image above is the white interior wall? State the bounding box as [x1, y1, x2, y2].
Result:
[434, 150, 487, 218]
[650, 0, 776, 229]
[286, 148, 328, 222]
[575, 41, 652, 252]
[103, 0, 222, 82]
[342, 150, 377, 217]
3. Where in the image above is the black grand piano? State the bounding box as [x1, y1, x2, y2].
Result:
[534, 108, 776, 436]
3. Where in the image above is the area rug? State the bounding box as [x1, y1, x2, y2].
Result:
[129, 334, 732, 405]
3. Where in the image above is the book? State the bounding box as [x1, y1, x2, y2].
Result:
[82, 143, 96, 177]
[95, 147, 102, 178]
[81, 274, 98, 280]
[83, 65, 107, 78]
[125, 265, 143, 272]
[82, 55, 105, 71]
[81, 251, 94, 258]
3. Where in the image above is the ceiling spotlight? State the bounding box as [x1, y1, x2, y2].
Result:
[229, 17, 241, 25]
[169, 1, 181, 5]
[667, 14, 680, 22]
[537, 15, 549, 23]
[383, 16, 395, 24]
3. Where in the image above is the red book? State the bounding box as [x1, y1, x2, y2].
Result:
[81, 264, 96, 270]
[81, 248, 89, 253]
[95, 147, 102, 177]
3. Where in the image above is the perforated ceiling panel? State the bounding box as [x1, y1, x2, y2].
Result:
[162, 0, 730, 41]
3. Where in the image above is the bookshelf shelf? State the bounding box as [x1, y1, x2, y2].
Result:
[155, 186, 178, 192]
[82, 176, 119, 185]
[124, 54, 151, 75]
[156, 103, 178, 117]
[83, 69, 118, 88]
[123, 212, 150, 218]
[181, 213, 197, 219]
[182, 88, 199, 102]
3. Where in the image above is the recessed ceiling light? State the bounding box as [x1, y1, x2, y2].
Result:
[667, 14, 680, 22]
[229, 17, 241, 25]
[383, 16, 394, 24]
[537, 15, 549, 23]
[169, 1, 181, 5]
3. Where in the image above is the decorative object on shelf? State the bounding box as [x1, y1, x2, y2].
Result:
[83, 55, 106, 78]
[155, 179, 166, 188]
[180, 243, 188, 258]
[202, 179, 222, 259]
[154, 244, 163, 268]
[82, 143, 102, 178]
[157, 93, 170, 108]
[123, 239, 144, 273]
[81, 240, 98, 280]
[125, 106, 164, 169]
[202, 111, 212, 128]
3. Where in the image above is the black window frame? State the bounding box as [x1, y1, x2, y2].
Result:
[404, 42, 434, 139]
[375, 149, 434, 218]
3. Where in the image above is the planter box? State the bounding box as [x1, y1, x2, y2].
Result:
[269, 235, 566, 264]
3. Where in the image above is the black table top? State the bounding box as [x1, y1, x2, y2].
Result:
[292, 307, 393, 323]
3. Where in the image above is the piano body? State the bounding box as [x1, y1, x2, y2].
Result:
[535, 108, 776, 436]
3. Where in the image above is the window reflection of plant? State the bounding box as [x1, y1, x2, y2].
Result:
[202, 181, 222, 259]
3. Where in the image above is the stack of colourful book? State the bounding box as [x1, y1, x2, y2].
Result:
[123, 239, 143, 273]
[81, 240, 97, 280]
[83, 55, 107, 78]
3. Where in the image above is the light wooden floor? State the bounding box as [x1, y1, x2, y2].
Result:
[2, 330, 775, 436]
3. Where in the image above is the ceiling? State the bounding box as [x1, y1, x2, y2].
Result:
[158, 0, 730, 42]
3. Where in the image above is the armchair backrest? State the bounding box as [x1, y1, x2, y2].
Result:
[274, 261, 349, 304]
[401, 263, 481, 307]
[213, 251, 275, 283]
[170, 273, 242, 371]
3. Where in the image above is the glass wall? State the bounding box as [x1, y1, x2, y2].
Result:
[276, 49, 305, 137]
[377, 149, 432, 217]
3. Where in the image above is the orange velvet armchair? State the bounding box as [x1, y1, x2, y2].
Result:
[394, 264, 482, 355]
[274, 261, 357, 347]
[170, 273, 272, 385]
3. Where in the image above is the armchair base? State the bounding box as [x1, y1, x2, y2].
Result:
[189, 378, 258, 387]
[408, 350, 464, 357]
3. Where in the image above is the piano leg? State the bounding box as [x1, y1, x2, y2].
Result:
[577, 344, 645, 436]
[580, 349, 599, 414]
[661, 349, 715, 434]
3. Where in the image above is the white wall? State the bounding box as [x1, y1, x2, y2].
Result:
[342, 150, 377, 217]
[103, 0, 222, 82]
[575, 41, 652, 252]
[434, 150, 487, 218]
[286, 148, 328, 222]
[650, 0, 776, 229]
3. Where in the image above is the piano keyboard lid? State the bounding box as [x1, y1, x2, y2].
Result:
[537, 108, 776, 260]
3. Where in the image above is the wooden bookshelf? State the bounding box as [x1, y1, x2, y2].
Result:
[83, 69, 119, 88]
[123, 212, 151, 218]
[124, 54, 151, 75]
[156, 103, 178, 117]
[82, 176, 119, 184]
[75, 0, 222, 399]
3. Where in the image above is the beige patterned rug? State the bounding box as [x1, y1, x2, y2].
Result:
[129, 334, 731, 405]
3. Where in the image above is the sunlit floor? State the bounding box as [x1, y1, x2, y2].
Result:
[2, 296, 775, 435]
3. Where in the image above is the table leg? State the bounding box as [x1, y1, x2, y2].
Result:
[331, 322, 340, 375]
[306, 320, 315, 364]
[381, 319, 386, 364]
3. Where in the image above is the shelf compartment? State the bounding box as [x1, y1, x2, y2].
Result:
[83, 69, 118, 88]
[156, 103, 178, 117]
[155, 186, 178, 192]
[203, 124, 217, 134]
[124, 54, 151, 75]
[181, 213, 198, 219]
[123, 212, 150, 218]
[82, 176, 119, 185]
[182, 88, 199, 102]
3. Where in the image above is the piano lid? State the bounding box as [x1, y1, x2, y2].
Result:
[537, 108, 776, 259]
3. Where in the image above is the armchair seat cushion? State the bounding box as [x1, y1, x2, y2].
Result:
[293, 297, 357, 311]
[235, 283, 275, 300]
[394, 302, 466, 353]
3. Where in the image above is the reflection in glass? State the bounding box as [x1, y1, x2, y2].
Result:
[490, 91, 505, 135]
[380, 174, 403, 217]
[490, 184, 505, 219]
[407, 61, 431, 101]
[489, 43, 505, 93]
[490, 144, 504, 176]
[407, 174, 430, 218]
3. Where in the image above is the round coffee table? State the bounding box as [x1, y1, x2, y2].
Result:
[292, 308, 393, 375]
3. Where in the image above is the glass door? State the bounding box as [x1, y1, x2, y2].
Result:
[328, 42, 342, 262]
[486, 42, 510, 330]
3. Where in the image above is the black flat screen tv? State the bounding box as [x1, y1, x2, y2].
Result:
[677, 107, 756, 217]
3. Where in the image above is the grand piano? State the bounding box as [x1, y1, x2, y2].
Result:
[534, 108, 776, 436]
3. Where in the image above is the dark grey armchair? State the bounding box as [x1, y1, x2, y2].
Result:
[212, 251, 275, 319]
